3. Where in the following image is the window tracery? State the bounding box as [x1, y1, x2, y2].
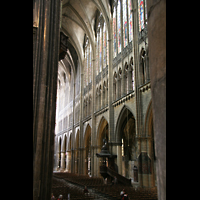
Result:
[84, 37, 92, 88]
[86, 39, 89, 85]
[138, 0, 147, 32]
[128, 0, 133, 42]
[96, 14, 109, 75]
[117, 0, 121, 53]
[113, 7, 117, 58]
[99, 26, 102, 72]
[103, 22, 107, 68]
[123, 0, 128, 47]
[112, 0, 135, 100]
[113, 0, 133, 56]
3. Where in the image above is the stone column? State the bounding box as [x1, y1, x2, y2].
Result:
[79, 147, 84, 174]
[121, 67, 126, 96]
[118, 76, 121, 98]
[107, 25, 115, 146]
[95, 94, 98, 111]
[71, 149, 75, 173]
[106, 80, 108, 106]
[145, 46, 150, 82]
[98, 90, 101, 110]
[91, 57, 96, 176]
[79, 51, 84, 175]
[102, 87, 105, 108]
[61, 152, 65, 171]
[128, 68, 132, 93]
[74, 150, 77, 173]
[116, 145, 122, 175]
[66, 151, 71, 172]
[147, 1, 166, 200]
[86, 100, 88, 117]
[71, 80, 76, 173]
[93, 146, 100, 177]
[116, 77, 119, 99]
[100, 85, 103, 109]
[33, 0, 60, 199]
[53, 135, 58, 171]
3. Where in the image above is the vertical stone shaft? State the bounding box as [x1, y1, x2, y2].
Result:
[33, 0, 60, 199]
[147, 1, 166, 200]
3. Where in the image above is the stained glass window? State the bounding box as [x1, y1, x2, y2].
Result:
[117, 0, 121, 53]
[123, 0, 128, 47]
[99, 27, 102, 72]
[103, 22, 107, 68]
[138, 0, 144, 32]
[145, 0, 147, 27]
[113, 7, 117, 58]
[128, 0, 133, 42]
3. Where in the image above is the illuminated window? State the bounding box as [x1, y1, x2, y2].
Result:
[107, 31, 109, 66]
[138, 0, 147, 32]
[123, 0, 128, 47]
[84, 38, 92, 85]
[99, 27, 102, 72]
[117, 0, 121, 53]
[138, 0, 144, 32]
[86, 41, 89, 85]
[145, 0, 147, 27]
[103, 22, 107, 68]
[128, 0, 133, 42]
[113, 7, 117, 58]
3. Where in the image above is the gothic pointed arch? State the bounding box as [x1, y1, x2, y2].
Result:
[115, 105, 135, 143]
[97, 117, 109, 148]
[115, 105, 136, 178]
[83, 124, 91, 175]
[143, 99, 157, 186]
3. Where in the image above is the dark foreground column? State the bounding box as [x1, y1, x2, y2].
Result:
[33, 0, 60, 199]
[147, 1, 166, 200]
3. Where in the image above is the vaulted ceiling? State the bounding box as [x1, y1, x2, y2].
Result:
[61, 0, 112, 72]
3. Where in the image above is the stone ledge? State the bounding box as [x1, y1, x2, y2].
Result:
[112, 91, 135, 107]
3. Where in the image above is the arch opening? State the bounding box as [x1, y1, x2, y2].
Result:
[116, 107, 136, 179]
